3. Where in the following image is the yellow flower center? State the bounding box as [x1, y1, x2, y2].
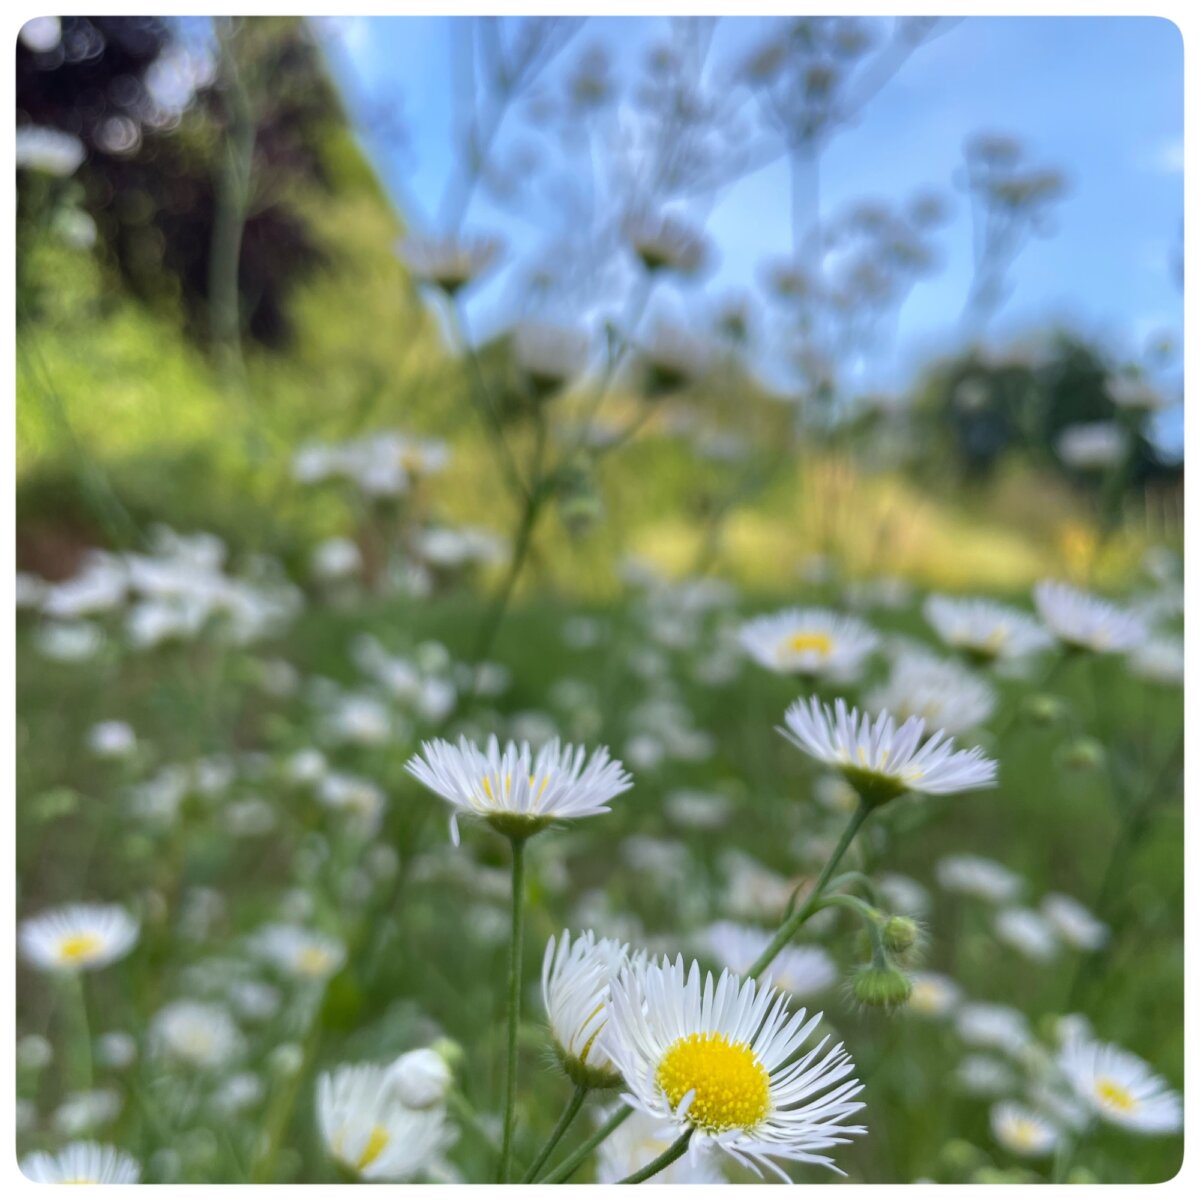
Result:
[481, 773, 548, 802]
[1009, 1118, 1041, 1149]
[656, 1032, 770, 1134]
[58, 933, 103, 963]
[297, 946, 333, 976]
[356, 1125, 391, 1171]
[784, 632, 833, 659]
[1095, 1078, 1137, 1113]
[60, 1179, 98, 1185]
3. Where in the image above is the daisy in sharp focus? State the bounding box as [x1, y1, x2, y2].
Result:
[1033, 581, 1147, 654]
[1057, 1032, 1182, 1135]
[606, 955, 866, 1180]
[923, 594, 1054, 664]
[19, 903, 140, 973]
[739, 609, 879, 682]
[405, 735, 633, 844]
[779, 697, 997, 809]
[542, 929, 632, 1089]
[20, 1141, 141, 1184]
[316, 1061, 455, 1181]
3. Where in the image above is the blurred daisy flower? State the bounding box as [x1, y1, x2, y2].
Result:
[607, 955, 866, 1179]
[150, 1000, 243, 1069]
[86, 720, 138, 759]
[702, 921, 837, 998]
[923, 594, 1053, 664]
[936, 854, 1023, 903]
[316, 1061, 455, 1181]
[20, 1141, 140, 1184]
[398, 233, 501, 295]
[1040, 893, 1109, 952]
[739, 609, 879, 681]
[905, 972, 961, 1019]
[1127, 636, 1184, 686]
[1057, 1033, 1182, 1135]
[865, 648, 996, 735]
[596, 1106, 725, 1183]
[250, 924, 347, 982]
[405, 735, 633, 844]
[1033, 581, 1147, 654]
[990, 1101, 1059, 1157]
[20, 903, 139, 973]
[779, 697, 997, 809]
[542, 929, 631, 1089]
[994, 907, 1059, 962]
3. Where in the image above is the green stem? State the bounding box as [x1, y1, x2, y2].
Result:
[60, 971, 93, 1093]
[522, 1084, 587, 1183]
[498, 835, 527, 1182]
[540, 1104, 633, 1183]
[619, 1128, 692, 1184]
[747, 803, 871, 979]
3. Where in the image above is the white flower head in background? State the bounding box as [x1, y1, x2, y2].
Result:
[865, 648, 997, 736]
[905, 972, 961, 1019]
[923, 594, 1054, 664]
[150, 1000, 244, 1069]
[542, 929, 631, 1089]
[936, 854, 1023, 904]
[780, 697, 997, 809]
[21, 1141, 140, 1184]
[607, 955, 866, 1180]
[739, 609, 879, 682]
[994, 907, 1059, 963]
[1127, 636, 1184, 686]
[386, 1047, 454, 1110]
[19, 903, 139, 973]
[702, 921, 837, 998]
[1055, 421, 1128, 470]
[990, 1101, 1060, 1158]
[316, 1061, 455, 1181]
[250, 924, 347, 982]
[1033, 581, 1147, 654]
[955, 1003, 1032, 1054]
[1040, 893, 1109, 952]
[398, 232, 502, 295]
[1057, 1033, 1182, 1136]
[87, 719, 138, 759]
[405, 735, 633, 844]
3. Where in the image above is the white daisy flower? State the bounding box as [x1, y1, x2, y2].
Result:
[865, 649, 997, 735]
[405, 735, 633, 844]
[1040, 893, 1109, 951]
[955, 1003, 1032, 1054]
[923, 594, 1053, 663]
[1058, 1034, 1182, 1135]
[150, 1000, 243, 1068]
[1033, 581, 1147, 654]
[19, 903, 139, 973]
[702, 921, 837, 999]
[954, 1054, 1016, 1097]
[739, 609, 879, 682]
[1055, 421, 1128, 470]
[876, 873, 932, 918]
[53, 1088, 123, 1136]
[20, 1141, 140, 1184]
[596, 1107, 726, 1184]
[936, 854, 1023, 903]
[994, 907, 1059, 962]
[1127, 636, 1184, 686]
[250, 924, 347, 982]
[779, 697, 997, 808]
[606, 955, 866, 1180]
[87, 720, 138, 759]
[542, 929, 631, 1089]
[990, 1101, 1060, 1157]
[905, 972, 962, 1019]
[316, 1061, 455, 1180]
[398, 233, 501, 295]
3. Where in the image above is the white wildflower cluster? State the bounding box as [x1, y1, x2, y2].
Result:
[293, 430, 449, 498]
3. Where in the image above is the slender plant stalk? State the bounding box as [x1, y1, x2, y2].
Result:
[522, 1083, 587, 1182]
[497, 835, 527, 1182]
[60, 972, 93, 1094]
[618, 1128, 693, 1184]
[540, 1103, 633, 1184]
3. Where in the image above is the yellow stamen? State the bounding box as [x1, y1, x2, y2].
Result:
[1095, 1078, 1138, 1113]
[356, 1125, 392, 1171]
[783, 632, 833, 659]
[58, 933, 103, 963]
[297, 947, 332, 976]
[656, 1032, 770, 1134]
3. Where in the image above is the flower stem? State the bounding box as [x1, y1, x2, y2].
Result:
[539, 1104, 633, 1183]
[747, 803, 871, 980]
[618, 1128, 692, 1184]
[522, 1083, 587, 1182]
[60, 971, 93, 1093]
[498, 835, 527, 1182]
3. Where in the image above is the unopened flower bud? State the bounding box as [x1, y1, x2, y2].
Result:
[1058, 736, 1105, 772]
[387, 1046, 453, 1109]
[882, 915, 920, 957]
[1022, 694, 1066, 727]
[853, 962, 913, 1009]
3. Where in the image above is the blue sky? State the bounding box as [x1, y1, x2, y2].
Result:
[317, 15, 1183, 450]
